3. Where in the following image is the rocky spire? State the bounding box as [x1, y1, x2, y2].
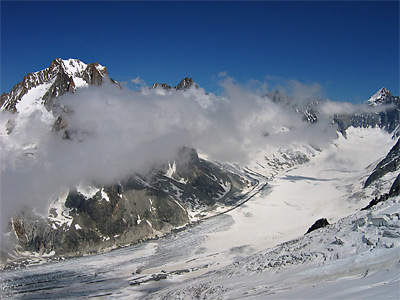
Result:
[151, 77, 197, 91]
[175, 77, 194, 90]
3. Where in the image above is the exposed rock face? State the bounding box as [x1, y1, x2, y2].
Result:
[305, 218, 329, 234]
[9, 147, 249, 257]
[58, 181, 189, 255]
[151, 77, 197, 91]
[0, 58, 117, 112]
[149, 147, 249, 209]
[7, 60, 399, 265]
[151, 82, 172, 90]
[82, 62, 108, 86]
[267, 88, 400, 135]
[389, 173, 400, 195]
[175, 77, 195, 90]
[333, 88, 400, 136]
[361, 136, 400, 211]
[364, 138, 400, 188]
[265, 90, 320, 124]
[361, 138, 400, 211]
[366, 87, 393, 106]
[1, 59, 251, 262]
[1, 59, 66, 112]
[361, 174, 400, 211]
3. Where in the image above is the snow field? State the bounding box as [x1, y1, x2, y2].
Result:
[1, 127, 399, 300]
[146, 196, 400, 300]
[199, 127, 396, 262]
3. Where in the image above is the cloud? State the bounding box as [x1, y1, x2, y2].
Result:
[272, 79, 324, 106]
[0, 77, 386, 234]
[131, 76, 147, 86]
[318, 99, 394, 117]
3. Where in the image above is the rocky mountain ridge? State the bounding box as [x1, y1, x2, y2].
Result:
[335, 87, 400, 136]
[151, 77, 197, 91]
[2, 58, 400, 267]
[267, 87, 400, 137]
[0, 58, 119, 113]
[6, 146, 251, 259]
[0, 59, 253, 263]
[366, 87, 394, 106]
[265, 90, 320, 123]
[365, 138, 400, 188]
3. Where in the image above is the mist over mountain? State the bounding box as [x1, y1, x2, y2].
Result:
[1, 59, 400, 299]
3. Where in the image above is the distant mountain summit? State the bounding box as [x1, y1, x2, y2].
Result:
[265, 90, 320, 123]
[265, 87, 400, 137]
[334, 87, 400, 136]
[1, 59, 197, 115]
[0, 58, 116, 113]
[151, 77, 197, 91]
[1, 58, 400, 265]
[366, 87, 394, 106]
[0, 59, 251, 261]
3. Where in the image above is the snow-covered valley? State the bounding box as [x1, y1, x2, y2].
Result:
[1, 59, 400, 299]
[1, 126, 399, 299]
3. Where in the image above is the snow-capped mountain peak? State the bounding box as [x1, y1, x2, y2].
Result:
[0, 58, 110, 113]
[366, 87, 393, 106]
[58, 58, 107, 79]
[59, 58, 88, 77]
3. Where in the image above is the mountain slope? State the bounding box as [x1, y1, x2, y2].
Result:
[0, 59, 253, 263]
[0, 58, 114, 113]
[335, 87, 400, 136]
[364, 138, 400, 188]
[0, 68, 400, 299]
[146, 196, 400, 300]
[139, 128, 400, 300]
[1, 59, 400, 273]
[6, 146, 251, 259]
[267, 87, 400, 137]
[1, 125, 398, 299]
[152, 77, 197, 91]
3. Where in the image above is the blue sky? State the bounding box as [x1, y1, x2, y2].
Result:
[1, 1, 399, 103]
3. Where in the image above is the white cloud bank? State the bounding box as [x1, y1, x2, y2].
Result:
[0, 77, 387, 234]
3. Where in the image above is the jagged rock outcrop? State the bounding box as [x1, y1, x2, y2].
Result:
[0, 58, 118, 113]
[365, 87, 394, 106]
[362, 136, 400, 210]
[82, 62, 108, 86]
[334, 88, 400, 136]
[364, 138, 400, 188]
[152, 77, 197, 91]
[1, 59, 251, 261]
[149, 147, 249, 209]
[151, 82, 172, 90]
[9, 147, 250, 257]
[361, 175, 400, 211]
[305, 218, 329, 234]
[389, 173, 400, 195]
[267, 88, 400, 134]
[175, 77, 195, 90]
[265, 90, 320, 124]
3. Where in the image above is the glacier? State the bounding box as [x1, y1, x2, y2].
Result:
[1, 126, 399, 299]
[1, 59, 399, 299]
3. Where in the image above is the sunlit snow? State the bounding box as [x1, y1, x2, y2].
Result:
[1, 127, 398, 299]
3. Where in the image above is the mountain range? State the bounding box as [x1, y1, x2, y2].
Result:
[0, 59, 254, 261]
[0, 58, 399, 299]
